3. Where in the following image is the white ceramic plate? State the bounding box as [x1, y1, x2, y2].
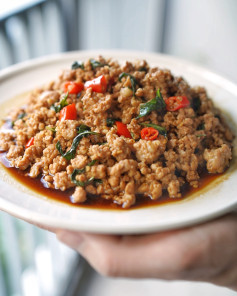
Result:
[0, 50, 237, 234]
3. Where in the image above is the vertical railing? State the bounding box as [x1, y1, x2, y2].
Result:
[0, 212, 23, 295]
[0, 1, 168, 295]
[0, 0, 167, 69]
[0, 0, 65, 69]
[77, 0, 166, 52]
[0, 211, 79, 296]
[0, 1, 83, 295]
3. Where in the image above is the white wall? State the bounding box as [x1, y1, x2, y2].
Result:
[78, 0, 165, 52]
[1, 0, 237, 85]
[164, 0, 237, 83]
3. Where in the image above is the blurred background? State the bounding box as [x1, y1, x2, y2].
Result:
[0, 0, 237, 296]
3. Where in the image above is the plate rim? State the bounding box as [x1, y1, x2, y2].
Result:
[0, 195, 236, 234]
[1, 49, 237, 93]
[0, 49, 237, 234]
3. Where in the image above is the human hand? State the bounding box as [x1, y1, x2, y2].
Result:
[56, 213, 237, 291]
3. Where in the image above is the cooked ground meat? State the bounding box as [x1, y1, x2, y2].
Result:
[0, 56, 234, 208]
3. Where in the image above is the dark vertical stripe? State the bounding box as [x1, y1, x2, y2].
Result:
[57, 0, 79, 51]
[160, 0, 171, 53]
[1, 20, 16, 64]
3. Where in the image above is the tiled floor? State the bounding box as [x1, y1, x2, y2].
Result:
[79, 268, 237, 296]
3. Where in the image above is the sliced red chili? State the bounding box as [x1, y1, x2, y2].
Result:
[64, 81, 84, 94]
[115, 121, 132, 138]
[84, 75, 107, 93]
[60, 103, 77, 121]
[141, 127, 159, 141]
[165, 96, 190, 111]
[25, 137, 34, 148]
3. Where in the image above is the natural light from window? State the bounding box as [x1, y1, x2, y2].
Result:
[0, 0, 45, 19]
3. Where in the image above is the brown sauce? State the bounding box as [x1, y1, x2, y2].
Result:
[0, 152, 221, 210]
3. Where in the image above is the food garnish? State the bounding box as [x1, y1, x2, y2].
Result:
[140, 123, 167, 137]
[51, 93, 69, 113]
[84, 75, 107, 93]
[165, 96, 190, 111]
[25, 137, 34, 149]
[59, 103, 77, 121]
[136, 89, 166, 118]
[118, 72, 138, 95]
[141, 127, 159, 141]
[64, 81, 84, 94]
[115, 121, 132, 138]
[0, 56, 233, 209]
[56, 126, 99, 161]
[71, 61, 84, 70]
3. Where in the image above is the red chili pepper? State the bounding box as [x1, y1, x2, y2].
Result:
[60, 103, 77, 121]
[64, 81, 84, 94]
[141, 127, 159, 141]
[165, 96, 190, 111]
[115, 121, 132, 138]
[84, 75, 107, 93]
[25, 137, 34, 148]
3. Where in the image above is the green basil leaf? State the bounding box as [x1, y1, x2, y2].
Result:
[130, 131, 135, 140]
[71, 168, 86, 187]
[191, 97, 201, 113]
[197, 123, 205, 130]
[71, 61, 84, 70]
[51, 93, 69, 113]
[87, 159, 97, 166]
[59, 93, 69, 108]
[71, 161, 102, 187]
[136, 89, 166, 119]
[57, 130, 100, 160]
[12, 112, 26, 127]
[86, 177, 95, 184]
[118, 72, 138, 95]
[84, 177, 103, 186]
[196, 133, 206, 138]
[56, 140, 65, 156]
[77, 124, 91, 133]
[140, 122, 167, 137]
[46, 126, 56, 133]
[93, 178, 103, 184]
[51, 105, 60, 113]
[138, 67, 148, 72]
[90, 59, 107, 69]
[18, 112, 26, 120]
[106, 118, 119, 127]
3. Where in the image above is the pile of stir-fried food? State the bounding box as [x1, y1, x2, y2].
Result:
[0, 56, 234, 208]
